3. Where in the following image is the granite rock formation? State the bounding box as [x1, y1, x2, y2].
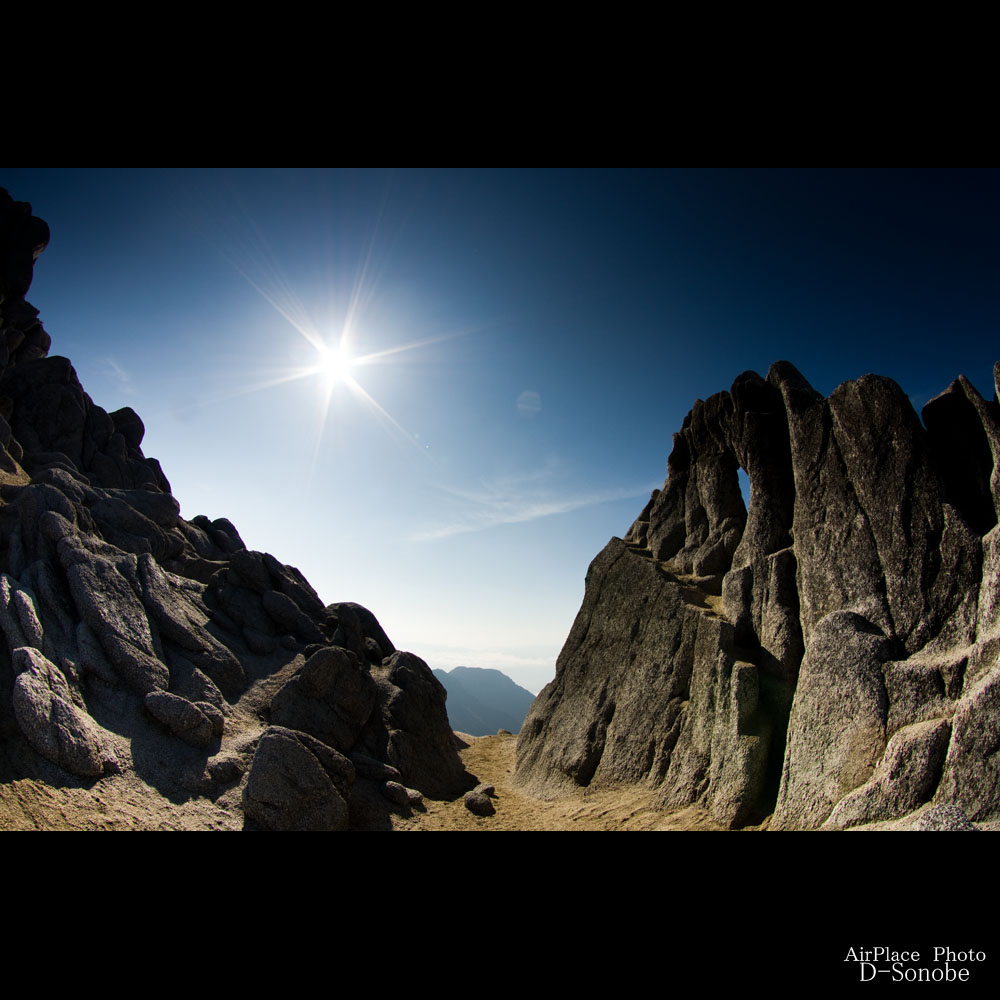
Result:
[515, 357, 1000, 830]
[0, 187, 474, 829]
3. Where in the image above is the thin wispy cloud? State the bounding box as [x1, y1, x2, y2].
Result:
[411, 468, 660, 541]
[517, 389, 542, 416]
[101, 357, 135, 395]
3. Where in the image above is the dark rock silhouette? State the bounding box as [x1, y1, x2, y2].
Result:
[515, 357, 1000, 830]
[0, 187, 474, 829]
[432, 666, 536, 736]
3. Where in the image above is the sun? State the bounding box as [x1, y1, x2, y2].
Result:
[315, 342, 356, 387]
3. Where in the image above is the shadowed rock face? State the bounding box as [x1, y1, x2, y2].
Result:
[0, 187, 474, 829]
[516, 356, 1000, 830]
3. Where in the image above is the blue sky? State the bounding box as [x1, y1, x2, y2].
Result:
[2, 168, 998, 692]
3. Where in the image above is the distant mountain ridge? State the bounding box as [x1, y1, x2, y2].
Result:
[433, 666, 535, 737]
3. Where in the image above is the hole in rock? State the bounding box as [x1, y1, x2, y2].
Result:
[737, 467, 750, 512]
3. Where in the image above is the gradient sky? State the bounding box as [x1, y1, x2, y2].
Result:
[2, 168, 998, 693]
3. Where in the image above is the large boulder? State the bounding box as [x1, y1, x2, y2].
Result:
[270, 645, 377, 753]
[11, 646, 112, 777]
[242, 726, 355, 831]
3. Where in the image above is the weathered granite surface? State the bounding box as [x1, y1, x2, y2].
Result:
[516, 353, 1000, 831]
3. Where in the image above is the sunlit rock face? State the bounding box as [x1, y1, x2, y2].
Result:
[515, 350, 1000, 831]
[0, 188, 474, 828]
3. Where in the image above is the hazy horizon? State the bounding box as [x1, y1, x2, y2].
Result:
[2, 168, 997, 693]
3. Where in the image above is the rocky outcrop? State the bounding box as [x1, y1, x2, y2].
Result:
[0, 187, 474, 829]
[516, 357, 1000, 830]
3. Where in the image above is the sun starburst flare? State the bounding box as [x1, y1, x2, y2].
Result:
[183, 194, 487, 485]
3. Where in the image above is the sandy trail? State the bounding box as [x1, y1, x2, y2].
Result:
[392, 732, 732, 831]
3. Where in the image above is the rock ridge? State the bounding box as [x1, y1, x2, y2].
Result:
[0, 186, 474, 830]
[515, 357, 1000, 830]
